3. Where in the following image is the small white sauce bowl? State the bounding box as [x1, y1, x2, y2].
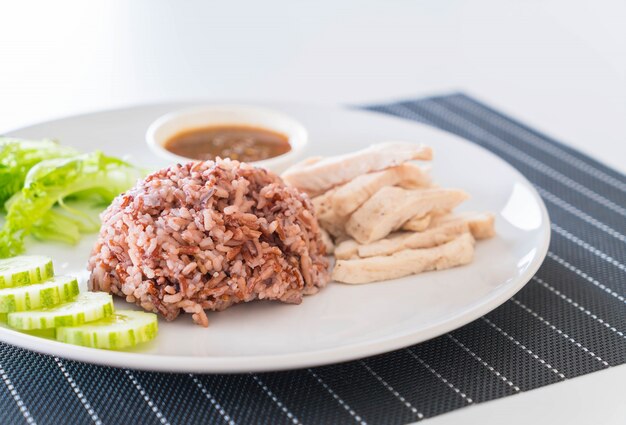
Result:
[146, 105, 308, 172]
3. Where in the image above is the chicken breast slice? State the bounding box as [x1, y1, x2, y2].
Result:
[332, 233, 475, 284]
[345, 187, 469, 244]
[312, 188, 335, 215]
[425, 211, 496, 240]
[312, 188, 347, 238]
[357, 220, 469, 258]
[332, 163, 431, 217]
[401, 213, 432, 232]
[281, 142, 433, 196]
[334, 239, 360, 260]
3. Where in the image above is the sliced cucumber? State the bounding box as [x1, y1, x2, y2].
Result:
[0, 255, 54, 288]
[24, 328, 57, 339]
[56, 310, 158, 350]
[0, 276, 79, 313]
[7, 292, 114, 330]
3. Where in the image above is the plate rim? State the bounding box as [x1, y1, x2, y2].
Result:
[0, 102, 551, 373]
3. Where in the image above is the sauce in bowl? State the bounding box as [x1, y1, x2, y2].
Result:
[164, 125, 291, 162]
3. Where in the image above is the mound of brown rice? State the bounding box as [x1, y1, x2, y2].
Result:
[88, 158, 330, 326]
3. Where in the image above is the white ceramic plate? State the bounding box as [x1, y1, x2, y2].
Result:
[0, 102, 550, 373]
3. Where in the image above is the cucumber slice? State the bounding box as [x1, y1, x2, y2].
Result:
[24, 328, 57, 339]
[7, 292, 114, 330]
[0, 255, 54, 288]
[0, 276, 79, 313]
[56, 310, 158, 350]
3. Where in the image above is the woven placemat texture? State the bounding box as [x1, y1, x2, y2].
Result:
[1, 93, 625, 425]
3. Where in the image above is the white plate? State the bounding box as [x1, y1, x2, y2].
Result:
[0, 102, 550, 373]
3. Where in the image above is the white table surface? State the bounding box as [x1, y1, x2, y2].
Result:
[1, 1, 624, 423]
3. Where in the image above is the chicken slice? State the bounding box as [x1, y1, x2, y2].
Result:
[334, 239, 360, 260]
[345, 187, 469, 244]
[401, 213, 432, 232]
[424, 211, 496, 240]
[312, 188, 335, 215]
[332, 233, 475, 284]
[332, 163, 431, 217]
[357, 220, 469, 258]
[281, 142, 432, 196]
[312, 188, 347, 238]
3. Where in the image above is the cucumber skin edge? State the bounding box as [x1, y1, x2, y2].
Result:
[7, 291, 110, 330]
[56, 316, 158, 350]
[0, 279, 78, 313]
[0, 261, 55, 289]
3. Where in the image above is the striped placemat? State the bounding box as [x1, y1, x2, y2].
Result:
[1, 93, 625, 425]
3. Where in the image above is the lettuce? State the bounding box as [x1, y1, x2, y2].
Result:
[0, 138, 79, 205]
[0, 151, 142, 258]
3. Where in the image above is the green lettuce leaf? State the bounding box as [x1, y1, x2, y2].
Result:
[0, 137, 79, 205]
[0, 151, 142, 257]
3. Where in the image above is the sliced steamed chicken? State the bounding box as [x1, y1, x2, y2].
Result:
[345, 187, 469, 244]
[331, 162, 431, 217]
[332, 233, 475, 284]
[401, 213, 432, 232]
[312, 188, 348, 238]
[282, 141, 494, 285]
[281, 142, 432, 196]
[425, 211, 496, 240]
[336, 220, 470, 259]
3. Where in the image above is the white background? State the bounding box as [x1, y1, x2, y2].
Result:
[1, 1, 625, 423]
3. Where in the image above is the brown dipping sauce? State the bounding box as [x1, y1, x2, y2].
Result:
[164, 125, 291, 162]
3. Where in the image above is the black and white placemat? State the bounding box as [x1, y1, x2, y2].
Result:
[2, 93, 625, 425]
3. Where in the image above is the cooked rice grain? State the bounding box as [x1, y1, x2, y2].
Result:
[88, 158, 330, 326]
